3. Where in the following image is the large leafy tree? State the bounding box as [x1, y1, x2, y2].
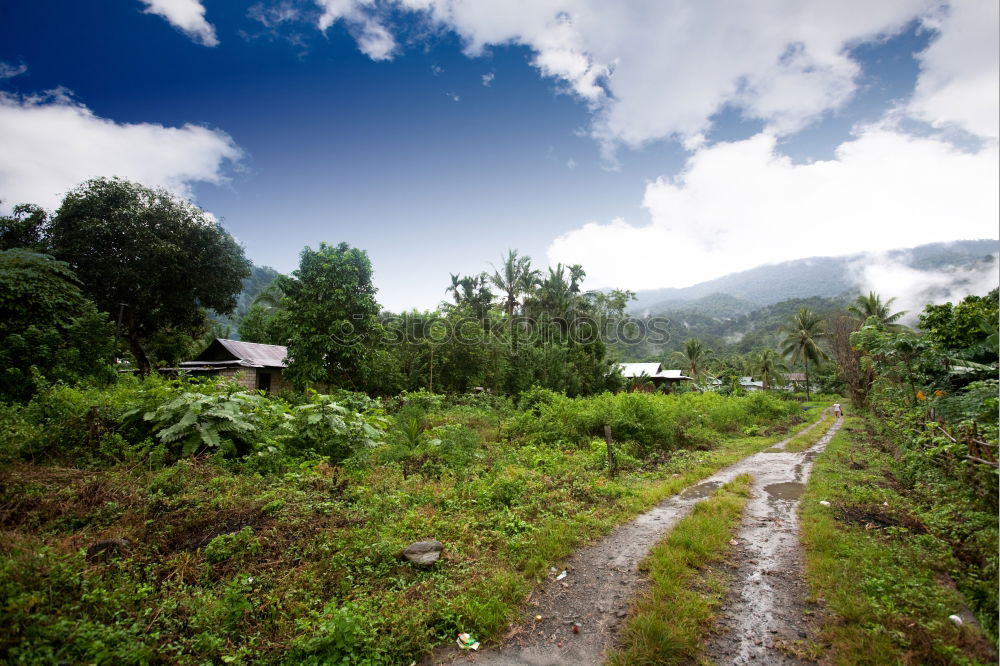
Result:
[919, 289, 999, 356]
[47, 178, 249, 374]
[279, 242, 384, 391]
[0, 203, 49, 252]
[780, 307, 828, 399]
[0, 250, 115, 400]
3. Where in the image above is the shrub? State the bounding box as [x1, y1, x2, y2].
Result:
[291, 602, 372, 665]
[202, 526, 262, 563]
[507, 390, 797, 458]
[140, 390, 269, 458]
[282, 391, 387, 463]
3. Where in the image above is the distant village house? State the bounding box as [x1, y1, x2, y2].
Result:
[784, 372, 808, 391]
[618, 363, 692, 391]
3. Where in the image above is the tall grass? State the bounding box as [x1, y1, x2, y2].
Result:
[509, 390, 799, 457]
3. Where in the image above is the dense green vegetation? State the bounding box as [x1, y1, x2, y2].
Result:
[799, 288, 998, 662]
[801, 420, 996, 664]
[1, 177, 996, 663]
[0, 378, 805, 664]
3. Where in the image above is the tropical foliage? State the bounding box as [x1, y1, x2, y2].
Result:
[780, 307, 828, 399]
[0, 249, 115, 400]
[47, 178, 250, 373]
[0, 374, 809, 664]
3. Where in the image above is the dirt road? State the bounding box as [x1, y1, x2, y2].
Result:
[705, 417, 842, 664]
[431, 412, 840, 665]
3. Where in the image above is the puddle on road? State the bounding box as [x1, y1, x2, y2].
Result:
[680, 481, 721, 500]
[764, 482, 805, 501]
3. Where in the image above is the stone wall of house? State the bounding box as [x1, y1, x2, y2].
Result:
[267, 370, 292, 394]
[217, 367, 256, 390]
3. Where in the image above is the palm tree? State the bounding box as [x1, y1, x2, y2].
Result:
[671, 338, 713, 381]
[567, 264, 586, 294]
[488, 249, 540, 319]
[780, 308, 828, 400]
[750, 348, 787, 391]
[251, 282, 284, 311]
[445, 273, 462, 304]
[848, 291, 906, 328]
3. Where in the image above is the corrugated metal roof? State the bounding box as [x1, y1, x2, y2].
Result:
[182, 339, 288, 368]
[618, 362, 663, 378]
[655, 369, 692, 380]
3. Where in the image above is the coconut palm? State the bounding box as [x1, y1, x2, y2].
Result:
[251, 283, 285, 312]
[780, 308, 828, 400]
[671, 338, 713, 381]
[750, 348, 787, 391]
[848, 291, 906, 328]
[488, 249, 540, 319]
[568, 264, 586, 294]
[445, 273, 462, 304]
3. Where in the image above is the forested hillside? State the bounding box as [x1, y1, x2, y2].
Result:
[629, 239, 997, 314]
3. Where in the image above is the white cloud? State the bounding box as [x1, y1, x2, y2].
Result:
[0, 90, 242, 211]
[910, 0, 999, 138]
[248, 1, 301, 29]
[548, 126, 998, 290]
[481, 72, 494, 87]
[0, 61, 28, 80]
[139, 0, 219, 47]
[395, 0, 943, 153]
[315, 0, 396, 60]
[850, 251, 999, 324]
[307, 1, 1000, 154]
[445, 91, 460, 102]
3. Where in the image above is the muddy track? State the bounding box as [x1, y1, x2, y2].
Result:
[705, 416, 842, 664]
[429, 412, 839, 666]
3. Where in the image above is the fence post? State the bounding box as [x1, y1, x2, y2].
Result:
[603, 424, 617, 478]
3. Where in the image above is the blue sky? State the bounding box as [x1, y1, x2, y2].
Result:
[0, 1, 996, 312]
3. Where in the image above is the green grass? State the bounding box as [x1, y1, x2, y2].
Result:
[799, 417, 997, 665]
[605, 475, 752, 665]
[784, 410, 838, 452]
[0, 392, 829, 665]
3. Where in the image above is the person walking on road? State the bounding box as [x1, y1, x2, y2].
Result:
[833, 402, 843, 417]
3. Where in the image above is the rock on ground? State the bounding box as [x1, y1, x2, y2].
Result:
[403, 540, 444, 565]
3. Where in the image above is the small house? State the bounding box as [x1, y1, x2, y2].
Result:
[179, 339, 289, 393]
[618, 363, 693, 390]
[785, 372, 808, 391]
[703, 376, 764, 391]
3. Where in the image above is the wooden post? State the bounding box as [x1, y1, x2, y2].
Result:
[604, 424, 617, 478]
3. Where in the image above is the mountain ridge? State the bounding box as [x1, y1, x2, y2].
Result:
[628, 239, 998, 315]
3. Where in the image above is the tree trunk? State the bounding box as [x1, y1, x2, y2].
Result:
[804, 359, 811, 400]
[428, 345, 434, 393]
[126, 330, 151, 377]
